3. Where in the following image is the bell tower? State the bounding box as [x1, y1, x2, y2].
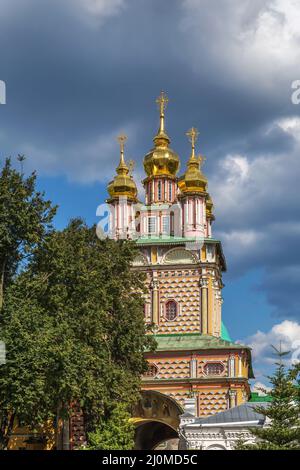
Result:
[106, 93, 253, 421]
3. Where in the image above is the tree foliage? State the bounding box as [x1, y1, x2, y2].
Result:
[0, 157, 56, 310]
[87, 403, 135, 450]
[0, 171, 155, 449]
[236, 348, 300, 450]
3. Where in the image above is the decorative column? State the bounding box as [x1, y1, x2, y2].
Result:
[228, 354, 236, 377]
[200, 277, 209, 335]
[190, 355, 198, 378]
[238, 353, 243, 377]
[207, 276, 213, 336]
[229, 390, 237, 409]
[151, 276, 160, 325]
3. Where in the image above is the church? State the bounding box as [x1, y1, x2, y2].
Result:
[6, 93, 254, 450]
[106, 92, 254, 449]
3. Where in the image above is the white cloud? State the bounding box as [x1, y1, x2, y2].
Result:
[244, 320, 300, 363]
[210, 116, 300, 268]
[222, 155, 250, 182]
[206, 115, 300, 316]
[252, 381, 272, 394]
[276, 116, 300, 139]
[181, 0, 300, 90]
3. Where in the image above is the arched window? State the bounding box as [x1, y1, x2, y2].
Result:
[165, 300, 178, 321]
[144, 363, 158, 377]
[170, 211, 174, 236]
[169, 181, 172, 201]
[158, 180, 162, 201]
[204, 362, 224, 376]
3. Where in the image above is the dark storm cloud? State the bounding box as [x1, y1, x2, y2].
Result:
[0, 0, 300, 319]
[0, 0, 296, 174]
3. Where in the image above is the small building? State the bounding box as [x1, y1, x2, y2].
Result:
[180, 400, 269, 450]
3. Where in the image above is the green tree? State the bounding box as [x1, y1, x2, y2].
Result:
[236, 347, 300, 450]
[0, 157, 56, 310]
[87, 403, 135, 450]
[0, 279, 56, 448]
[0, 219, 155, 449]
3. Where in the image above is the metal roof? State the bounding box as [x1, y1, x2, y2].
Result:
[194, 402, 268, 425]
[146, 333, 254, 378]
[150, 333, 248, 352]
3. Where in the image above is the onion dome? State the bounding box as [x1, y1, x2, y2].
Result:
[178, 127, 208, 194]
[107, 134, 138, 202]
[206, 194, 215, 221]
[143, 92, 180, 178]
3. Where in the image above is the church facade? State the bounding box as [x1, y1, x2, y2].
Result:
[106, 93, 253, 445]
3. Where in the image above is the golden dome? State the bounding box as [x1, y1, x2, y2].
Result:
[178, 127, 207, 194]
[107, 135, 138, 202]
[143, 92, 180, 178]
[206, 194, 215, 220]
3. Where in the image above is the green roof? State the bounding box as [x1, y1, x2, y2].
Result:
[146, 333, 255, 379]
[149, 333, 247, 352]
[221, 322, 232, 342]
[249, 392, 272, 402]
[136, 236, 221, 246]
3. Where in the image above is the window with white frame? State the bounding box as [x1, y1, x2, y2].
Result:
[148, 216, 156, 234]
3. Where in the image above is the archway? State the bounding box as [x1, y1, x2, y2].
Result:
[132, 390, 184, 450]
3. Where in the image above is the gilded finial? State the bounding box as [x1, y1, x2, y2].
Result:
[186, 127, 199, 159]
[116, 134, 129, 174]
[156, 91, 169, 134]
[197, 154, 206, 169]
[128, 159, 135, 175]
[118, 133, 127, 157]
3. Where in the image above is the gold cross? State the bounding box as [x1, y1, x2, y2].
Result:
[198, 154, 206, 168]
[156, 91, 169, 115]
[186, 127, 199, 149]
[117, 134, 127, 154]
[128, 159, 135, 175]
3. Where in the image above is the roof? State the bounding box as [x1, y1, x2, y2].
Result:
[150, 333, 248, 352]
[146, 333, 254, 379]
[249, 392, 272, 402]
[221, 322, 232, 342]
[193, 402, 268, 426]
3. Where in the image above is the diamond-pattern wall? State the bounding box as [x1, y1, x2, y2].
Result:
[153, 358, 190, 379]
[158, 269, 201, 334]
[198, 390, 228, 416]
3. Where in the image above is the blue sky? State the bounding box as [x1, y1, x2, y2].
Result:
[1, 0, 300, 384]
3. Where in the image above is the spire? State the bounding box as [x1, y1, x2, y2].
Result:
[154, 91, 170, 145]
[116, 134, 129, 175]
